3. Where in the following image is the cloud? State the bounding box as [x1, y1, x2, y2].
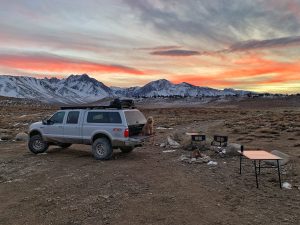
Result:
[151, 49, 200, 56]
[228, 36, 300, 51]
[171, 75, 239, 87]
[0, 52, 145, 75]
[124, 0, 300, 50]
[123, 0, 236, 46]
[169, 53, 300, 88]
[138, 45, 181, 51]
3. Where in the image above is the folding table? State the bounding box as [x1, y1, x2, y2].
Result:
[239, 150, 282, 188]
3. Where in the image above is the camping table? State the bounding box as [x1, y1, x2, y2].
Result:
[239, 150, 282, 188]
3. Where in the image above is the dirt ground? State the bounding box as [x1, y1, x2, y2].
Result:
[1, 97, 300, 225]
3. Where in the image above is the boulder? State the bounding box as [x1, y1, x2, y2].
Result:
[167, 136, 180, 148]
[160, 143, 166, 148]
[0, 128, 9, 133]
[265, 150, 290, 166]
[282, 182, 292, 189]
[179, 155, 190, 163]
[172, 131, 190, 148]
[202, 155, 211, 163]
[226, 143, 242, 156]
[15, 132, 28, 141]
[0, 133, 13, 141]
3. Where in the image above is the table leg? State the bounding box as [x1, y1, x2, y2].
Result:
[239, 154, 242, 174]
[254, 160, 259, 188]
[259, 160, 261, 175]
[277, 159, 282, 189]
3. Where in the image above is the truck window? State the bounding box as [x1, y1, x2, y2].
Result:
[87, 112, 122, 124]
[124, 111, 146, 125]
[67, 111, 80, 124]
[49, 111, 65, 124]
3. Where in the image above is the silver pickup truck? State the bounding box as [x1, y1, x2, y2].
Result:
[28, 104, 147, 160]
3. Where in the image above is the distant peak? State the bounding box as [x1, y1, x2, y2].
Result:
[67, 73, 90, 79]
[158, 78, 171, 82]
[179, 82, 194, 87]
[66, 74, 96, 82]
[151, 79, 173, 85]
[47, 77, 60, 83]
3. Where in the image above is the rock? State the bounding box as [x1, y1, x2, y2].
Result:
[202, 156, 211, 163]
[172, 131, 190, 149]
[162, 150, 176, 153]
[0, 134, 13, 141]
[190, 158, 197, 163]
[207, 161, 218, 166]
[265, 150, 290, 166]
[195, 158, 204, 164]
[282, 182, 292, 189]
[225, 143, 241, 156]
[0, 128, 9, 133]
[180, 155, 190, 162]
[160, 143, 166, 148]
[167, 136, 180, 148]
[15, 132, 28, 141]
[210, 145, 221, 152]
[156, 127, 173, 130]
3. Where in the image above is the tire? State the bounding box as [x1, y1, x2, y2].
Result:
[92, 138, 113, 160]
[57, 143, 72, 148]
[28, 135, 49, 154]
[120, 146, 134, 153]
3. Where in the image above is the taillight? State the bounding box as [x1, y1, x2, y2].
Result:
[124, 128, 129, 137]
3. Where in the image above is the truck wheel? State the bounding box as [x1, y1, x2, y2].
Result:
[92, 138, 113, 160]
[57, 143, 72, 148]
[120, 146, 133, 153]
[28, 135, 49, 154]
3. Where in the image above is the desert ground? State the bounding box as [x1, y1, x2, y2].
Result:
[1, 96, 300, 225]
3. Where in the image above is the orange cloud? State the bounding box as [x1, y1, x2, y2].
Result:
[171, 75, 240, 87]
[170, 53, 300, 87]
[0, 53, 146, 75]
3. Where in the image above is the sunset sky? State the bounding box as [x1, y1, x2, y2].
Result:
[0, 0, 300, 93]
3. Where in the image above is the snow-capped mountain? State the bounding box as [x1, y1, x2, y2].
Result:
[112, 79, 251, 98]
[132, 79, 221, 97]
[0, 74, 251, 104]
[110, 86, 140, 98]
[0, 74, 113, 104]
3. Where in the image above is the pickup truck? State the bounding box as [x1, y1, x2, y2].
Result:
[28, 105, 147, 160]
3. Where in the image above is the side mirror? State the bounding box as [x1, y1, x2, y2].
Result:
[42, 118, 53, 125]
[42, 119, 48, 125]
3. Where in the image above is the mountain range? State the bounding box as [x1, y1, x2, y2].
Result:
[0, 74, 251, 104]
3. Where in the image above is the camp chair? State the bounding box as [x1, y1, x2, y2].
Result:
[211, 135, 228, 147]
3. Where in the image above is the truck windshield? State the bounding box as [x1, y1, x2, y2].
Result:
[124, 111, 147, 125]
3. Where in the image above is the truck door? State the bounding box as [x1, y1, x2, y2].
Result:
[63, 111, 82, 144]
[44, 111, 65, 142]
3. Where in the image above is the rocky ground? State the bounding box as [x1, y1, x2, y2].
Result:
[0, 96, 300, 225]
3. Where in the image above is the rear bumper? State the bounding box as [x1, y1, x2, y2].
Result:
[112, 136, 149, 148]
[112, 137, 147, 148]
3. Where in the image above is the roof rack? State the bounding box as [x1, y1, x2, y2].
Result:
[60, 98, 135, 110]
